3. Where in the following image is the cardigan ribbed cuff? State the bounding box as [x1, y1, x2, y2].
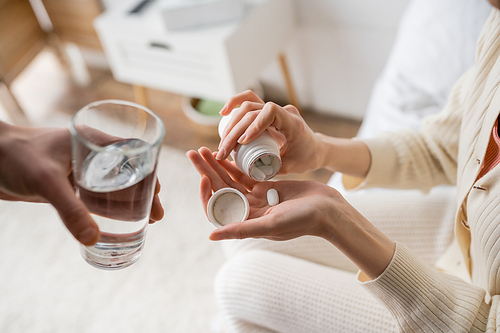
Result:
[358, 134, 401, 190]
[358, 242, 490, 333]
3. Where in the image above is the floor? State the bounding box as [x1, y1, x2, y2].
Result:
[1, 48, 361, 184]
[0, 48, 362, 333]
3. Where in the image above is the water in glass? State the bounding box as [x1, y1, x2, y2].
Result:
[76, 138, 157, 269]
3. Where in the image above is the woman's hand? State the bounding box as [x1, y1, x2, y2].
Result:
[187, 146, 395, 280]
[0, 123, 164, 246]
[216, 90, 326, 175]
[189, 146, 350, 241]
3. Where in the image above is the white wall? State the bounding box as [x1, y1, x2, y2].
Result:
[261, 0, 411, 120]
[100, 0, 412, 120]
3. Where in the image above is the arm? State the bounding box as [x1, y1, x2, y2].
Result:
[188, 147, 494, 332]
[216, 91, 372, 177]
[343, 67, 472, 192]
[188, 147, 393, 279]
[216, 73, 466, 189]
[359, 243, 491, 332]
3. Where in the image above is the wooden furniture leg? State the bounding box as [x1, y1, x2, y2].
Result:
[133, 85, 148, 107]
[46, 33, 72, 74]
[0, 80, 30, 126]
[278, 52, 300, 112]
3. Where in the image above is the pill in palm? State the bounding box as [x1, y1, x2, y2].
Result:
[260, 155, 272, 165]
[259, 165, 274, 176]
[267, 188, 279, 206]
[251, 166, 266, 181]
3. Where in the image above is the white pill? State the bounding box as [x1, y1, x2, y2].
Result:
[251, 166, 266, 181]
[267, 188, 279, 206]
[260, 155, 272, 165]
[254, 159, 264, 167]
[259, 165, 274, 176]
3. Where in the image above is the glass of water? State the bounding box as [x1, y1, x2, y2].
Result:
[70, 100, 165, 270]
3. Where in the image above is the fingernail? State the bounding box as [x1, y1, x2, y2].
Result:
[209, 232, 224, 241]
[220, 104, 227, 115]
[79, 227, 98, 245]
[237, 134, 247, 144]
[216, 148, 225, 160]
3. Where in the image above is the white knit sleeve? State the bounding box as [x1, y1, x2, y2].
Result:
[359, 243, 493, 333]
[350, 68, 473, 192]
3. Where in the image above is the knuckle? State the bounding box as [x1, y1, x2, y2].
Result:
[240, 101, 251, 109]
[263, 102, 280, 117]
[284, 104, 299, 114]
[264, 101, 277, 109]
[242, 89, 255, 97]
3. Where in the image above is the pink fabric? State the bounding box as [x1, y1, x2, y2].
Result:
[477, 116, 500, 180]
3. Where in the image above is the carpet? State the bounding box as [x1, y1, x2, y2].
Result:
[0, 143, 225, 332]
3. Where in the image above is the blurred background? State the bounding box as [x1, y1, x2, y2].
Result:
[0, 0, 416, 332]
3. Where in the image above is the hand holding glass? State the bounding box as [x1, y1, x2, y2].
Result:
[70, 100, 165, 270]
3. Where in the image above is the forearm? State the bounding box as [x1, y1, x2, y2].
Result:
[315, 133, 371, 178]
[321, 200, 395, 280]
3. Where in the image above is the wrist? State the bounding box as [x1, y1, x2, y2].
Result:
[321, 198, 395, 280]
[314, 134, 371, 178]
[313, 132, 332, 171]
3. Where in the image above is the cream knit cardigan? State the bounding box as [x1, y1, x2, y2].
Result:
[349, 8, 500, 333]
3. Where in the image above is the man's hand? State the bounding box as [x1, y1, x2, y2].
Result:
[0, 122, 164, 246]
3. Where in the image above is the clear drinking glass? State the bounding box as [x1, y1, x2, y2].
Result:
[70, 100, 165, 270]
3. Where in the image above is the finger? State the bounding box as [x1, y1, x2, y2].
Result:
[149, 195, 164, 222]
[217, 112, 262, 161]
[217, 158, 257, 191]
[220, 102, 265, 139]
[200, 175, 212, 215]
[75, 125, 122, 147]
[220, 90, 264, 116]
[217, 109, 262, 161]
[0, 190, 46, 202]
[186, 149, 227, 191]
[198, 148, 248, 193]
[221, 102, 289, 158]
[38, 172, 100, 246]
[154, 178, 161, 195]
[267, 127, 287, 148]
[239, 102, 292, 145]
[209, 215, 274, 241]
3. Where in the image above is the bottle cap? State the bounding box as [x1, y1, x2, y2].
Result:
[207, 188, 249, 228]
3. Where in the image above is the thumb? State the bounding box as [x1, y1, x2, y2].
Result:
[38, 173, 100, 246]
[209, 215, 272, 241]
[200, 175, 212, 215]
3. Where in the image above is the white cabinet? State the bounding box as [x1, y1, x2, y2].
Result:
[94, 0, 295, 101]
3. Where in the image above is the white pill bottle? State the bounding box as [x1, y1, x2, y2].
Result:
[218, 111, 281, 181]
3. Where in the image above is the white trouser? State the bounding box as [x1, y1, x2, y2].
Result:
[216, 186, 456, 333]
